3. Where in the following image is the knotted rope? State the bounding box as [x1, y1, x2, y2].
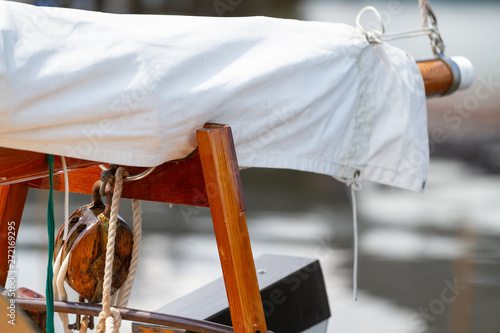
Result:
[79, 316, 90, 333]
[96, 167, 143, 333]
[52, 164, 143, 332]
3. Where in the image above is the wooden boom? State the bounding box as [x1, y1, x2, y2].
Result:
[417, 56, 473, 97]
[418, 59, 454, 96]
[0, 57, 471, 188]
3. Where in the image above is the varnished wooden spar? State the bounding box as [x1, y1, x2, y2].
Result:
[0, 58, 460, 189]
[417, 59, 455, 96]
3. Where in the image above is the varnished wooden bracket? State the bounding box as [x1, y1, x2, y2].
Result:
[197, 125, 266, 333]
[25, 150, 209, 207]
[0, 183, 29, 287]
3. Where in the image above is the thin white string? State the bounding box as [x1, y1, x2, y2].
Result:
[61, 156, 69, 240]
[334, 173, 362, 301]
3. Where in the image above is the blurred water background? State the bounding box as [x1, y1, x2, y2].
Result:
[10, 0, 500, 332]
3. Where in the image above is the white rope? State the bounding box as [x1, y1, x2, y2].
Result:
[334, 172, 362, 301]
[419, 0, 431, 28]
[57, 254, 70, 305]
[97, 168, 127, 333]
[53, 248, 72, 333]
[355, 6, 384, 43]
[52, 248, 71, 333]
[61, 156, 70, 241]
[79, 316, 90, 333]
[116, 199, 142, 308]
[52, 156, 71, 332]
[110, 290, 119, 307]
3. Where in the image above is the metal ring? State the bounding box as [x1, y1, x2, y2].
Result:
[430, 31, 445, 56]
[438, 55, 461, 95]
[98, 164, 156, 182]
[123, 166, 156, 182]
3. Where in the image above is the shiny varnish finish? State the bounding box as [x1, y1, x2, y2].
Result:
[417, 59, 454, 96]
[0, 124, 267, 332]
[0, 148, 100, 186]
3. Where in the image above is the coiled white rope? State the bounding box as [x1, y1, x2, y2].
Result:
[334, 172, 362, 301]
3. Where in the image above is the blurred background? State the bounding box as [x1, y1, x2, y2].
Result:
[10, 0, 500, 332]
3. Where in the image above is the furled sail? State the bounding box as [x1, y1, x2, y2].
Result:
[0, 1, 428, 192]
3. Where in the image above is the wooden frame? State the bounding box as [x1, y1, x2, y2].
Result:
[0, 124, 267, 333]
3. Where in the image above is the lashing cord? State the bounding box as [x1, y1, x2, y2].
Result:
[46, 154, 56, 333]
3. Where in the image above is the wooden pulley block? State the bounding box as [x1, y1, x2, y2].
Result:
[54, 181, 133, 303]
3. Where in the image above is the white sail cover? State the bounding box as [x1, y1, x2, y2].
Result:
[0, 1, 428, 192]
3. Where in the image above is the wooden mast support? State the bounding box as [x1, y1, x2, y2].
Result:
[0, 124, 267, 332]
[197, 125, 267, 333]
[0, 183, 28, 287]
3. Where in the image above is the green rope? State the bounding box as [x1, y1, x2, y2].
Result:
[46, 155, 55, 333]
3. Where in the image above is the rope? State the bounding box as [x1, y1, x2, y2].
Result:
[46, 154, 56, 333]
[418, 0, 431, 28]
[79, 316, 90, 333]
[61, 156, 70, 240]
[52, 249, 71, 333]
[334, 172, 362, 301]
[116, 199, 142, 307]
[97, 167, 128, 333]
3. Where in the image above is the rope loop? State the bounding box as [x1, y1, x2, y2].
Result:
[355, 1, 446, 56]
[355, 6, 384, 43]
[111, 307, 122, 330]
[346, 170, 362, 191]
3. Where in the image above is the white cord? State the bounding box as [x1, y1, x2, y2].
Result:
[355, 6, 384, 43]
[54, 249, 72, 333]
[61, 156, 69, 241]
[419, 0, 431, 29]
[53, 248, 71, 333]
[334, 172, 362, 301]
[116, 199, 142, 308]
